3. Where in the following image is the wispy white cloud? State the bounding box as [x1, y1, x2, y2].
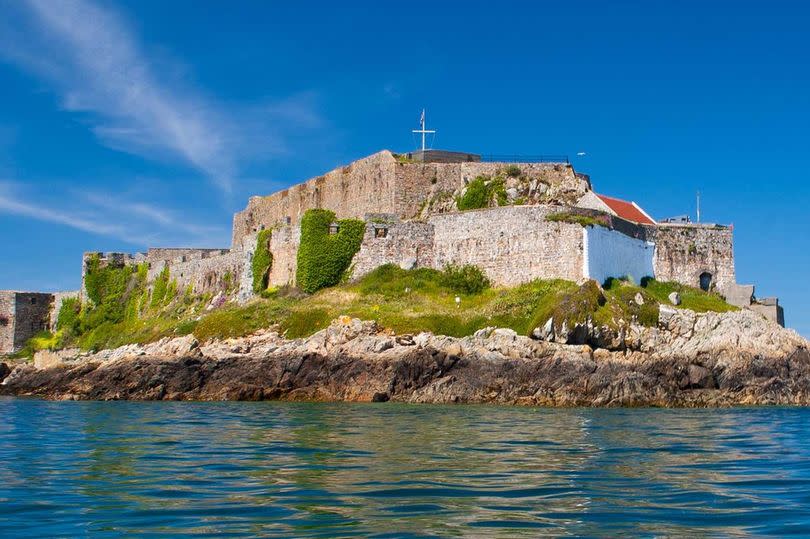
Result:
[0, 181, 230, 247]
[0, 0, 326, 194]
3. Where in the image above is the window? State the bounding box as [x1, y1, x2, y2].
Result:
[0, 315, 9, 327]
[699, 272, 713, 292]
[30, 297, 36, 305]
[374, 227, 388, 238]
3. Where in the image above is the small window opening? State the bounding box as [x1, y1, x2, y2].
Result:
[0, 315, 9, 327]
[699, 272, 713, 292]
[30, 297, 36, 305]
[375, 227, 388, 238]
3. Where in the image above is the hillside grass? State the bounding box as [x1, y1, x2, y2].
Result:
[10, 266, 738, 359]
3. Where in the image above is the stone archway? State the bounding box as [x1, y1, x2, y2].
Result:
[699, 271, 713, 292]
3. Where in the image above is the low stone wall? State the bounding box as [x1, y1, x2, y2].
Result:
[429, 206, 586, 286]
[147, 250, 245, 297]
[649, 224, 735, 292]
[146, 248, 229, 264]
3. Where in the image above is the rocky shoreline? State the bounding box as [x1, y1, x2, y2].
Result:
[2, 307, 809, 406]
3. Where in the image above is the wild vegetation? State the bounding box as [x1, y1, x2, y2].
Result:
[545, 212, 609, 228]
[456, 175, 508, 210]
[251, 229, 273, 293]
[13, 256, 738, 359]
[295, 209, 365, 293]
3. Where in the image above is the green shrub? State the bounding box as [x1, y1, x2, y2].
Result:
[358, 264, 444, 297]
[56, 297, 81, 335]
[504, 165, 522, 177]
[150, 266, 171, 308]
[456, 176, 508, 211]
[252, 229, 273, 293]
[296, 209, 365, 293]
[441, 264, 491, 295]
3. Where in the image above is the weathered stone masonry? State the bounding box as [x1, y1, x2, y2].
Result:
[0, 291, 54, 354]
[647, 224, 735, 293]
[230, 150, 591, 249]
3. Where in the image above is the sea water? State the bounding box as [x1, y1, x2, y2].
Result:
[1, 399, 808, 537]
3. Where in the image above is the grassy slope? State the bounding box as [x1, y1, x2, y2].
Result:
[12, 266, 737, 358]
[194, 266, 736, 343]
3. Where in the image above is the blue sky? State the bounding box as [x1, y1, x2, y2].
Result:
[0, 0, 808, 335]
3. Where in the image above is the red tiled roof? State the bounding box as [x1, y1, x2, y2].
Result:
[596, 194, 655, 225]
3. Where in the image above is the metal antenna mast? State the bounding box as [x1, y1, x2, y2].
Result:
[412, 109, 436, 152]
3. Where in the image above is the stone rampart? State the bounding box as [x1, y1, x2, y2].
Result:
[0, 291, 14, 354]
[231, 151, 400, 247]
[0, 291, 54, 354]
[147, 250, 244, 297]
[146, 248, 229, 264]
[428, 206, 586, 286]
[231, 151, 590, 249]
[648, 224, 735, 293]
[352, 220, 434, 279]
[266, 225, 301, 289]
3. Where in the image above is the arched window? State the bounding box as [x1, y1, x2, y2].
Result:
[699, 272, 713, 292]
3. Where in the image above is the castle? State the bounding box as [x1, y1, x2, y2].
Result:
[0, 149, 784, 354]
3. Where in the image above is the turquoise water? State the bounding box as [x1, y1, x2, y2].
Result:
[1, 400, 809, 537]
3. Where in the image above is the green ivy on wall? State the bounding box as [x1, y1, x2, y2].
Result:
[251, 229, 273, 293]
[296, 209, 365, 293]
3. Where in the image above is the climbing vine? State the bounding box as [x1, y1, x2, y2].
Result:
[296, 209, 365, 293]
[251, 229, 273, 293]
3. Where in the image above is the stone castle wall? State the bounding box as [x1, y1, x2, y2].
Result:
[13, 293, 53, 349]
[230, 152, 590, 249]
[231, 151, 400, 247]
[146, 248, 229, 264]
[0, 291, 14, 354]
[648, 224, 735, 293]
[146, 250, 244, 297]
[0, 291, 54, 354]
[266, 226, 301, 288]
[352, 220, 435, 279]
[428, 206, 585, 286]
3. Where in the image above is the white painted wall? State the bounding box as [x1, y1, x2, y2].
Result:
[583, 226, 654, 285]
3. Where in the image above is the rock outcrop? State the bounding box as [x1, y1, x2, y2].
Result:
[2, 309, 808, 406]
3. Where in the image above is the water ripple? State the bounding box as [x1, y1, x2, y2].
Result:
[1, 399, 810, 537]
